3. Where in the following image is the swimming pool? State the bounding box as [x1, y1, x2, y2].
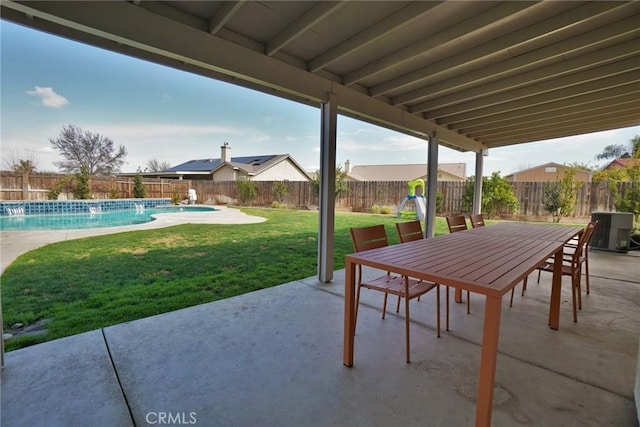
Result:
[0, 205, 218, 231]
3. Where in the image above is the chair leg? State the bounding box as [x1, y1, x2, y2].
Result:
[571, 275, 578, 323]
[436, 285, 441, 338]
[509, 287, 515, 307]
[537, 269, 541, 284]
[576, 266, 583, 310]
[404, 279, 411, 363]
[585, 255, 590, 295]
[382, 293, 388, 319]
[396, 295, 401, 313]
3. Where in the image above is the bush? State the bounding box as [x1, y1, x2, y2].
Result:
[272, 181, 289, 203]
[236, 180, 258, 205]
[73, 166, 91, 199]
[371, 204, 381, 214]
[542, 167, 582, 223]
[47, 188, 61, 200]
[132, 174, 146, 198]
[108, 187, 121, 199]
[380, 205, 392, 214]
[171, 189, 181, 205]
[272, 201, 281, 209]
[462, 172, 518, 217]
[436, 191, 444, 213]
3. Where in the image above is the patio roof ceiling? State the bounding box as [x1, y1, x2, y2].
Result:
[2, 1, 639, 153]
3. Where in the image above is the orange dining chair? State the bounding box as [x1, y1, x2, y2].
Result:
[510, 222, 597, 322]
[396, 220, 467, 332]
[444, 215, 471, 317]
[446, 215, 468, 233]
[469, 214, 485, 228]
[395, 220, 426, 303]
[396, 220, 424, 243]
[350, 224, 440, 363]
[556, 220, 599, 297]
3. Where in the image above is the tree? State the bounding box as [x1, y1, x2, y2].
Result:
[594, 135, 640, 160]
[133, 173, 146, 198]
[311, 165, 351, 198]
[542, 166, 583, 223]
[146, 159, 172, 172]
[593, 159, 640, 224]
[461, 172, 518, 218]
[5, 150, 39, 200]
[50, 124, 127, 175]
[236, 179, 258, 205]
[73, 165, 91, 199]
[4, 150, 39, 174]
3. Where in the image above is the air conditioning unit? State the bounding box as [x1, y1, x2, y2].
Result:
[590, 212, 633, 253]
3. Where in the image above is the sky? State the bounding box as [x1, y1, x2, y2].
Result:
[1, 20, 638, 177]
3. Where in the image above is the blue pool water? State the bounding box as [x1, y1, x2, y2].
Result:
[0, 206, 218, 231]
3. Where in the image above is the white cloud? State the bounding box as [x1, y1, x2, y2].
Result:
[26, 86, 69, 108]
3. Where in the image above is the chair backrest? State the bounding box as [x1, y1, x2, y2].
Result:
[396, 220, 423, 243]
[469, 214, 485, 228]
[572, 221, 598, 263]
[584, 220, 599, 249]
[350, 224, 389, 252]
[446, 215, 468, 233]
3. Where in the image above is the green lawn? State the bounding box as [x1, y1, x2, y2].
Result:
[2, 209, 451, 350]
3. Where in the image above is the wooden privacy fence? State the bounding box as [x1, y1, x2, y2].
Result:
[0, 172, 632, 219]
[0, 173, 190, 201]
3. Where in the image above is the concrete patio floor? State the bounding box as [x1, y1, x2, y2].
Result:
[1, 248, 638, 426]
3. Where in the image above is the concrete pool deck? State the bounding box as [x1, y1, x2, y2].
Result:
[0, 205, 266, 274]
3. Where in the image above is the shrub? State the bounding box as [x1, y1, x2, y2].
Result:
[272, 201, 281, 209]
[108, 187, 122, 199]
[73, 166, 91, 199]
[371, 204, 381, 214]
[543, 166, 582, 223]
[171, 188, 180, 205]
[462, 172, 518, 217]
[436, 191, 444, 213]
[47, 188, 61, 200]
[133, 174, 146, 198]
[380, 205, 392, 214]
[272, 181, 289, 203]
[236, 180, 258, 205]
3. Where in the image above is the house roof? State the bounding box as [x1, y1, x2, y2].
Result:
[3, 1, 638, 155]
[166, 154, 312, 179]
[603, 158, 640, 169]
[504, 162, 593, 181]
[503, 162, 566, 179]
[348, 163, 466, 182]
[166, 155, 278, 173]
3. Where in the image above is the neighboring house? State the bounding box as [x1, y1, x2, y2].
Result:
[344, 160, 466, 182]
[602, 157, 640, 171]
[504, 162, 591, 183]
[155, 143, 311, 181]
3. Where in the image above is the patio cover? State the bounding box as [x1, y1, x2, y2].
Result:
[2, 0, 639, 278]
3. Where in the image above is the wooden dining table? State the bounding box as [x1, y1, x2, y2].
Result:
[342, 222, 583, 427]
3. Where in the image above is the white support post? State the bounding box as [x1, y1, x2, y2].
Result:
[318, 93, 337, 282]
[425, 135, 438, 238]
[473, 149, 487, 215]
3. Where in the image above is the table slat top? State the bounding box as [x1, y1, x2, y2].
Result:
[346, 223, 583, 297]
